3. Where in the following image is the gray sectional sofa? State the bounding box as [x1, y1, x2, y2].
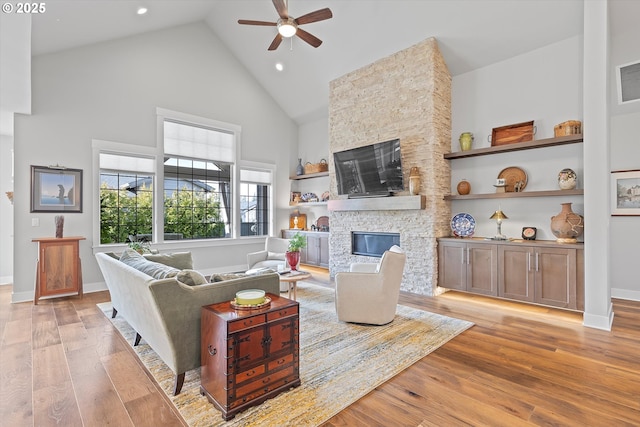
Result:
[95, 250, 280, 395]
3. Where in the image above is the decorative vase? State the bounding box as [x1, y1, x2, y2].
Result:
[296, 158, 304, 176]
[409, 167, 420, 195]
[550, 203, 584, 243]
[459, 132, 474, 151]
[457, 179, 471, 195]
[285, 251, 301, 271]
[54, 215, 64, 238]
[558, 168, 577, 190]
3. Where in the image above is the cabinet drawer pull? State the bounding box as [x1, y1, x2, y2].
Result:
[466, 247, 470, 265]
[262, 376, 271, 384]
[208, 345, 217, 356]
[246, 370, 255, 377]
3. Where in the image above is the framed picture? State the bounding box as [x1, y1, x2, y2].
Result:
[31, 165, 83, 213]
[616, 60, 640, 105]
[611, 169, 640, 216]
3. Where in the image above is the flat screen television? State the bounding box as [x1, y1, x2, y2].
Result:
[333, 138, 404, 198]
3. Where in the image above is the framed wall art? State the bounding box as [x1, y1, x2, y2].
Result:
[31, 165, 83, 213]
[616, 60, 640, 105]
[611, 169, 640, 216]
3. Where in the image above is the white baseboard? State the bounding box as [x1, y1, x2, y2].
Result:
[11, 281, 108, 304]
[611, 287, 640, 301]
[0, 275, 13, 285]
[582, 301, 614, 331]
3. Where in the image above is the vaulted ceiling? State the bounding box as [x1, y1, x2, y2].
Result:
[1, 0, 638, 136]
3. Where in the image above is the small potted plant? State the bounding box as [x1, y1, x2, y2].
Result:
[127, 238, 151, 254]
[286, 232, 306, 271]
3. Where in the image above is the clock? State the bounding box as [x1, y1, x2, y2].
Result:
[522, 227, 537, 240]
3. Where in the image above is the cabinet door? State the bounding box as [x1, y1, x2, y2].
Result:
[305, 235, 319, 265]
[267, 318, 297, 356]
[41, 241, 78, 296]
[438, 241, 467, 290]
[319, 235, 330, 268]
[535, 248, 576, 309]
[233, 327, 266, 371]
[466, 243, 498, 296]
[499, 245, 535, 302]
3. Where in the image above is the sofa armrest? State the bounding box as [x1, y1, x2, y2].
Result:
[247, 250, 268, 269]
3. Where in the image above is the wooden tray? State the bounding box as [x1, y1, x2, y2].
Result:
[491, 121, 535, 146]
[230, 296, 271, 310]
[498, 166, 527, 192]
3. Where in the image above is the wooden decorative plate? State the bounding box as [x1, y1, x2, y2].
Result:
[498, 167, 527, 192]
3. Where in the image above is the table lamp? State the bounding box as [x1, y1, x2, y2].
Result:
[490, 208, 508, 240]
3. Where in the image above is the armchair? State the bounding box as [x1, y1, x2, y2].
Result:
[334, 245, 406, 325]
[247, 236, 290, 291]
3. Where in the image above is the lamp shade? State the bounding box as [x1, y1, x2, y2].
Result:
[490, 210, 508, 220]
[277, 18, 297, 37]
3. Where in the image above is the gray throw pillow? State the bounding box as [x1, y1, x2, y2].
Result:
[210, 273, 247, 282]
[143, 252, 193, 270]
[176, 269, 208, 286]
[120, 249, 180, 279]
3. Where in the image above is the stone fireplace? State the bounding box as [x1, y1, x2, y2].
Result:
[328, 38, 451, 296]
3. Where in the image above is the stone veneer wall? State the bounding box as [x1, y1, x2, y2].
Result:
[328, 38, 451, 295]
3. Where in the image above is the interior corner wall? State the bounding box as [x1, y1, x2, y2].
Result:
[0, 134, 14, 285]
[328, 37, 452, 295]
[11, 21, 297, 302]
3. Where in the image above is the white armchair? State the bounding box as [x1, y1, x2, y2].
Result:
[247, 237, 290, 292]
[334, 245, 406, 325]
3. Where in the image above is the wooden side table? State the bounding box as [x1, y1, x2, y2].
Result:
[201, 293, 300, 420]
[278, 271, 311, 301]
[32, 236, 85, 304]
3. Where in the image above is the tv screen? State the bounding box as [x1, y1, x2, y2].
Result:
[333, 138, 404, 197]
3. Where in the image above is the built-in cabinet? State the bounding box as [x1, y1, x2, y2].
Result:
[438, 238, 584, 311]
[282, 230, 329, 268]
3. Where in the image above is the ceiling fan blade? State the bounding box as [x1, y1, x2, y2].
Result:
[268, 33, 284, 51]
[272, 0, 289, 19]
[295, 8, 333, 25]
[238, 19, 277, 26]
[296, 28, 322, 48]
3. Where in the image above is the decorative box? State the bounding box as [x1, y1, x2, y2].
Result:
[554, 120, 582, 137]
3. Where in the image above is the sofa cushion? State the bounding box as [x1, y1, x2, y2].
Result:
[176, 269, 208, 286]
[120, 249, 180, 279]
[143, 252, 193, 270]
[267, 251, 285, 260]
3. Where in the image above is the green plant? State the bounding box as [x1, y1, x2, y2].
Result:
[127, 239, 151, 254]
[288, 232, 307, 252]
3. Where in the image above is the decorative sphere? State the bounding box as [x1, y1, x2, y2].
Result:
[457, 179, 471, 195]
[558, 168, 577, 190]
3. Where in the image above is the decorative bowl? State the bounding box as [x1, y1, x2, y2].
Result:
[235, 289, 266, 305]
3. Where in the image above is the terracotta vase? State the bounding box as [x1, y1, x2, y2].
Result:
[550, 203, 584, 243]
[457, 179, 471, 195]
[285, 251, 300, 271]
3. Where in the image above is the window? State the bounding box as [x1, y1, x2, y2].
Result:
[240, 168, 272, 236]
[99, 153, 155, 244]
[95, 110, 275, 246]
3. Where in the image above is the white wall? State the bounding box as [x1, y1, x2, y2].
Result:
[609, 29, 640, 301]
[0, 134, 13, 284]
[12, 22, 298, 302]
[451, 36, 584, 239]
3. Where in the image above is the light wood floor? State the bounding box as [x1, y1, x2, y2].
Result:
[1, 269, 639, 426]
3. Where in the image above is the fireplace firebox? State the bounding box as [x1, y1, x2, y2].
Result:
[351, 231, 400, 257]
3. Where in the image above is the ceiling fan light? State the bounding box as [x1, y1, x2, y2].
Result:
[277, 18, 297, 38]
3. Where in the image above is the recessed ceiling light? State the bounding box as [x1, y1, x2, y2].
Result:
[275, 62, 284, 72]
[137, 7, 148, 15]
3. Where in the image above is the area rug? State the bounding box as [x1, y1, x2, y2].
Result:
[98, 282, 473, 426]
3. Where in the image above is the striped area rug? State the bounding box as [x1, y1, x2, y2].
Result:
[98, 282, 473, 426]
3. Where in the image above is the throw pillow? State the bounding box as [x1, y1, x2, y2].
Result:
[210, 273, 247, 283]
[143, 252, 193, 270]
[176, 269, 208, 286]
[120, 249, 180, 279]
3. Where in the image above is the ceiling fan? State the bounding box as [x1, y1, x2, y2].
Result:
[238, 0, 333, 51]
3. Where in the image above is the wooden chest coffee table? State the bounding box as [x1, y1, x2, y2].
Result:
[200, 293, 300, 420]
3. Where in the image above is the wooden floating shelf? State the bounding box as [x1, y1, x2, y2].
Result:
[289, 201, 328, 207]
[290, 171, 329, 180]
[445, 189, 584, 200]
[444, 134, 583, 160]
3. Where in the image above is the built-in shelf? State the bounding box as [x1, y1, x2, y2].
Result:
[328, 195, 425, 211]
[444, 134, 583, 160]
[445, 189, 583, 200]
[289, 201, 328, 207]
[289, 171, 329, 180]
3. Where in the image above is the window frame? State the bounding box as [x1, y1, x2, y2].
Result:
[239, 161, 276, 238]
